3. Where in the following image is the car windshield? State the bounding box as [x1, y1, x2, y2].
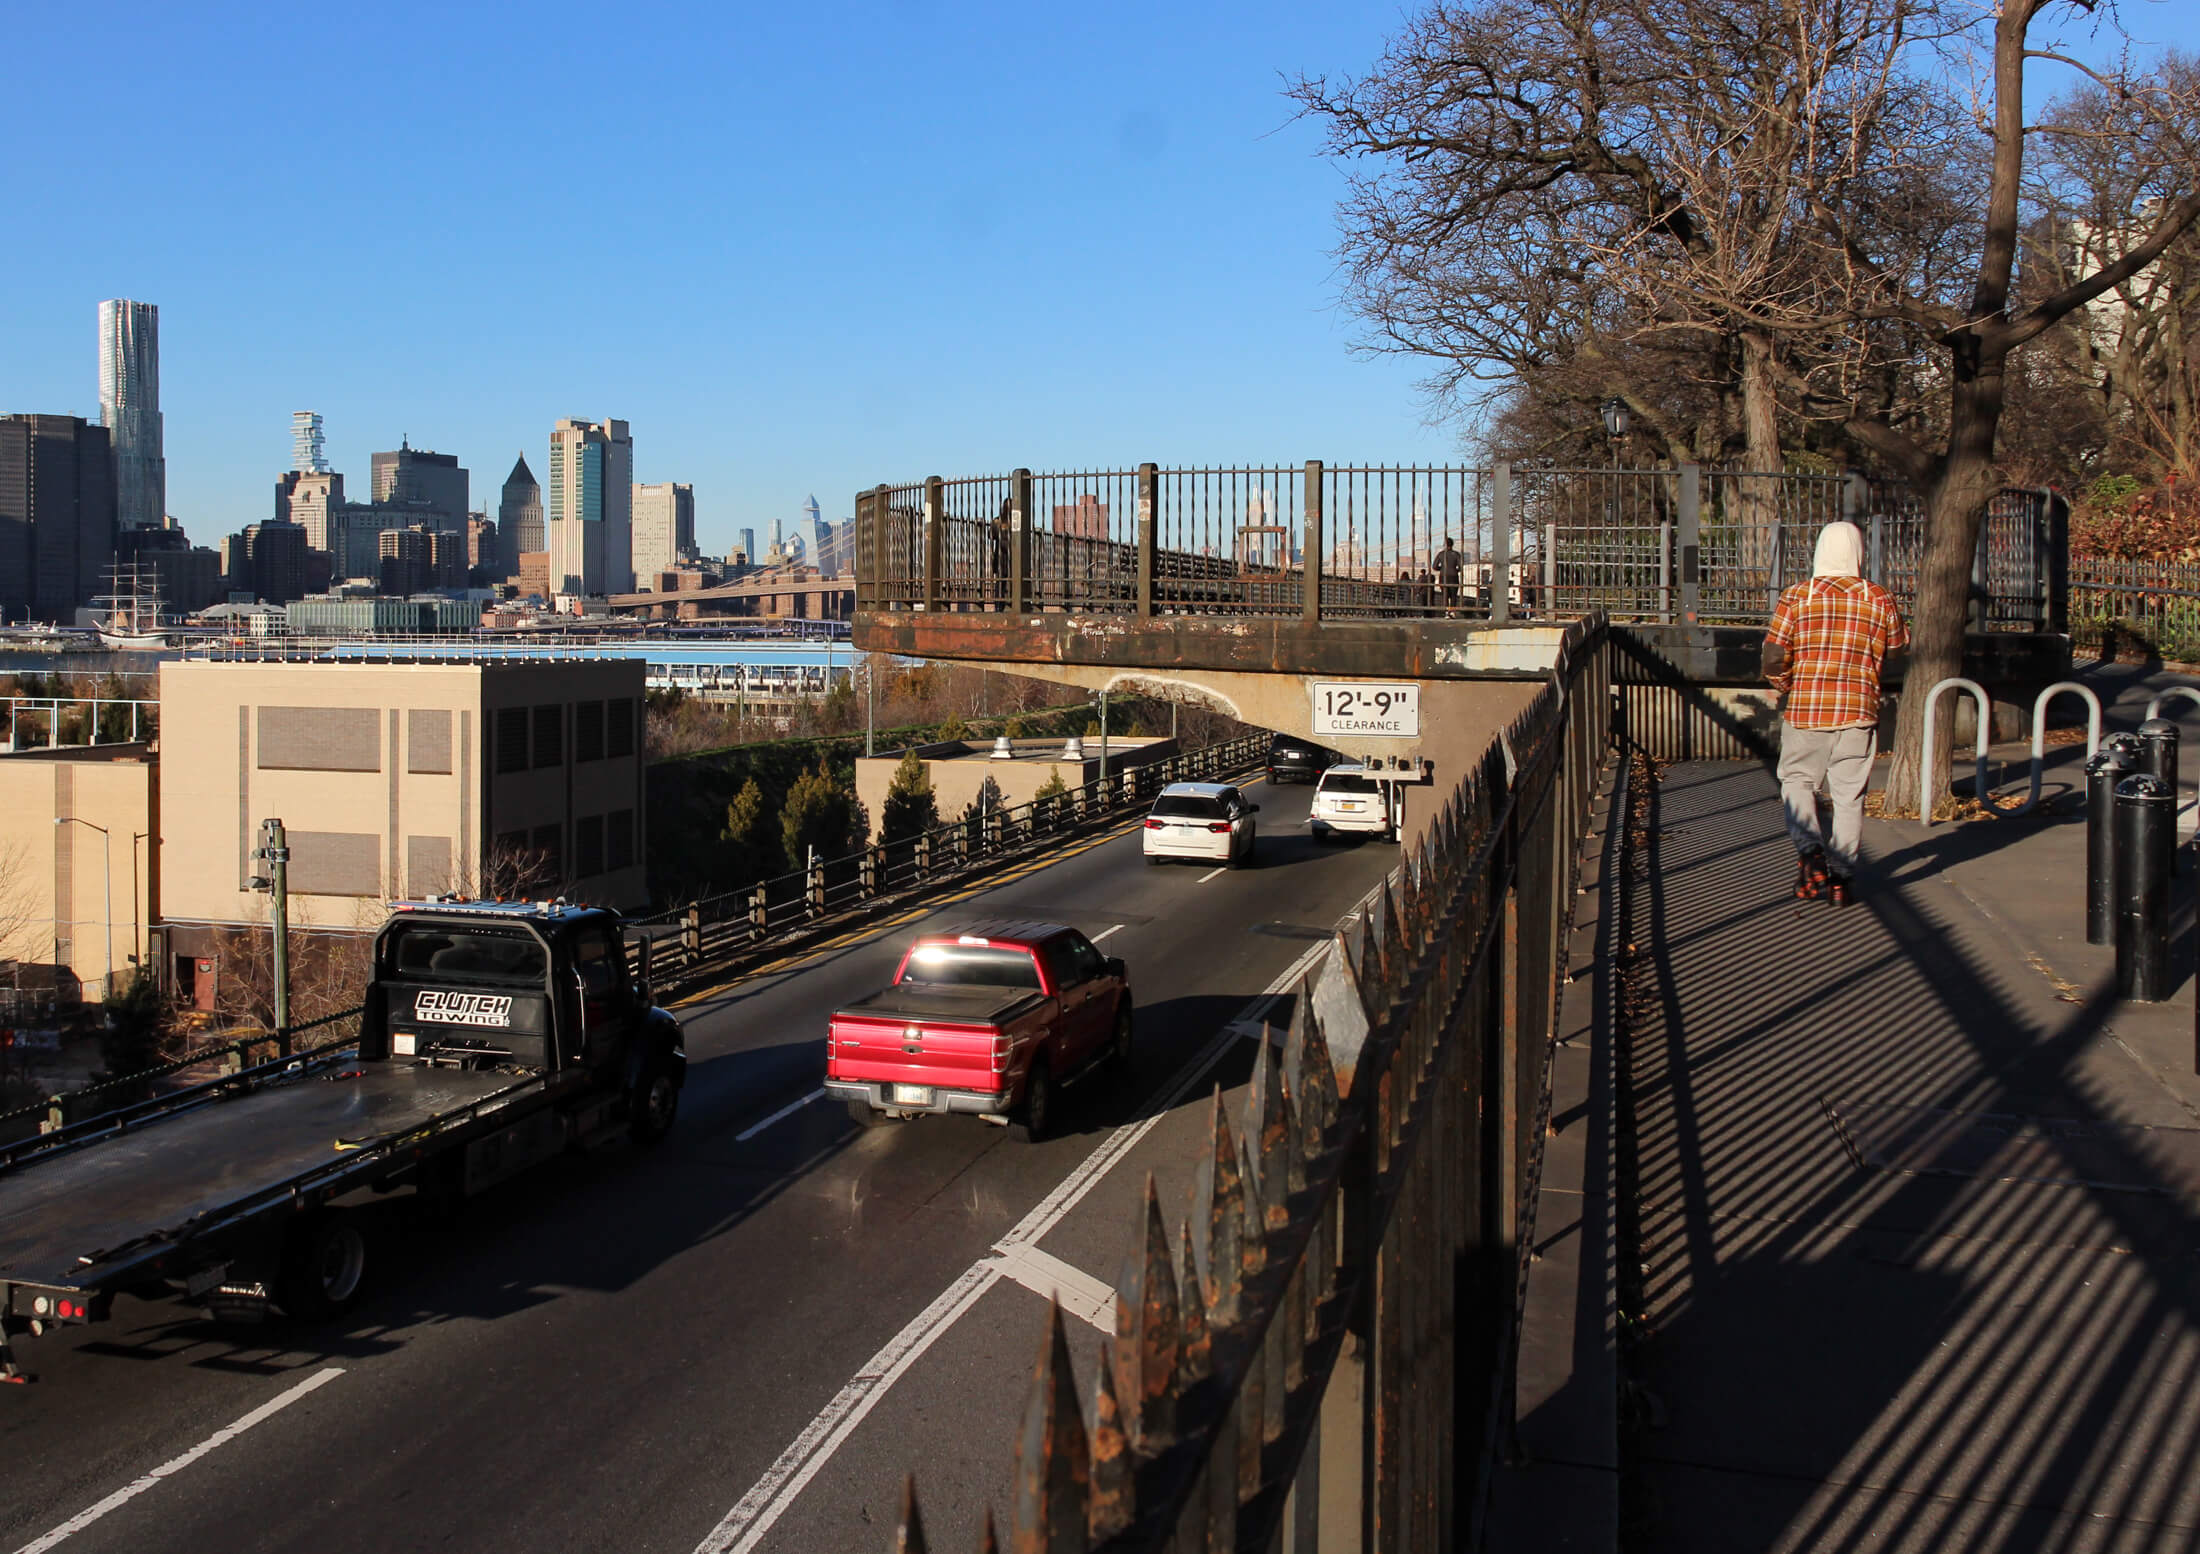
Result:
[1152, 793, 1226, 819]
[387, 924, 549, 984]
[1322, 773, 1382, 795]
[898, 943, 1043, 989]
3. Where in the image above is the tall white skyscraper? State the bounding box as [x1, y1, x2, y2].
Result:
[631, 482, 694, 585]
[545, 418, 633, 595]
[292, 411, 330, 474]
[99, 300, 165, 529]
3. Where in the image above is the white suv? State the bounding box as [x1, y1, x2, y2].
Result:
[1143, 782, 1258, 866]
[1309, 764, 1391, 840]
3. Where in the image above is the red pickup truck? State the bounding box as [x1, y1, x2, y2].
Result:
[825, 920, 1133, 1141]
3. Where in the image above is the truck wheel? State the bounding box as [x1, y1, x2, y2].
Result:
[846, 1097, 893, 1128]
[1110, 1003, 1135, 1069]
[1010, 1059, 1054, 1143]
[629, 1063, 680, 1146]
[276, 1210, 368, 1321]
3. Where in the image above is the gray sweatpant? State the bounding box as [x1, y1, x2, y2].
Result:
[1777, 722, 1876, 876]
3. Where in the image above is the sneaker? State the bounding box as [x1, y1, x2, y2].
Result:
[1795, 847, 1828, 901]
[1828, 877, 1854, 908]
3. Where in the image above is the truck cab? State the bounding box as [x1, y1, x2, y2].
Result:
[363, 900, 686, 1142]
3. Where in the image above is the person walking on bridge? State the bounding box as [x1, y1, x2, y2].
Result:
[1762, 520, 1908, 906]
[1433, 536, 1464, 614]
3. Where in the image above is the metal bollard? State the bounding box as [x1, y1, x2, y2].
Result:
[2139, 717, 2183, 875]
[2115, 772, 2175, 1002]
[2086, 742, 2135, 944]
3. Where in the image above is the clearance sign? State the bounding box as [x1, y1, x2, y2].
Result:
[1310, 682, 1421, 739]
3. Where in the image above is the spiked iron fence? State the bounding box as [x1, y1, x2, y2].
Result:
[856, 465, 2067, 632]
[891, 615, 1615, 1552]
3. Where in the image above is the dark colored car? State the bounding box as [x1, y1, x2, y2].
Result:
[1267, 733, 1340, 784]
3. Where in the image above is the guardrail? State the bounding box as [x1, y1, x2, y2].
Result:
[857, 465, 2066, 632]
[889, 614, 1614, 1551]
[635, 735, 1271, 979]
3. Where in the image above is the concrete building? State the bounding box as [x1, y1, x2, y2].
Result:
[498, 455, 543, 578]
[854, 735, 1176, 843]
[274, 469, 345, 551]
[98, 300, 164, 530]
[370, 440, 468, 524]
[243, 521, 310, 606]
[286, 597, 476, 635]
[377, 525, 433, 596]
[517, 551, 551, 600]
[1053, 495, 1109, 541]
[292, 411, 330, 475]
[546, 419, 633, 596]
[0, 744, 155, 1001]
[0, 415, 117, 623]
[631, 481, 693, 586]
[116, 526, 221, 614]
[156, 660, 650, 970]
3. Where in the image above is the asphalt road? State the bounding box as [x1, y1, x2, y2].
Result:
[0, 775, 1404, 1554]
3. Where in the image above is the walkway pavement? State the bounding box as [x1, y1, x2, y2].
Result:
[1493, 662, 2200, 1553]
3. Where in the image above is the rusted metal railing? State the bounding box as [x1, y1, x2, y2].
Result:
[891, 614, 1616, 1552]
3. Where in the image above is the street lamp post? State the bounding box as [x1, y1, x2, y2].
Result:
[54, 817, 113, 1002]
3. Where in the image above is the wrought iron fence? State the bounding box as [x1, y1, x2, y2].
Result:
[889, 615, 1615, 1552]
[2069, 556, 2200, 659]
[857, 464, 2067, 632]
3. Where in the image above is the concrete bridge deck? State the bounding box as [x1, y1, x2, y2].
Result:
[1496, 660, 2200, 1552]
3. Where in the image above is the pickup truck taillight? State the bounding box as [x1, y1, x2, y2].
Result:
[992, 1033, 1011, 1073]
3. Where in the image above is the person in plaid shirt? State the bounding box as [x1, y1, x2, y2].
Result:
[1761, 520, 1909, 905]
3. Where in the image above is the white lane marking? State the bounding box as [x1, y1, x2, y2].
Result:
[14, 1367, 344, 1554]
[988, 1243, 1118, 1332]
[1090, 924, 1124, 943]
[735, 1087, 826, 1142]
[1196, 866, 1228, 883]
[691, 932, 1335, 1554]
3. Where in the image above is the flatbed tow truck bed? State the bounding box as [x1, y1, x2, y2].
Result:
[0, 1061, 538, 1295]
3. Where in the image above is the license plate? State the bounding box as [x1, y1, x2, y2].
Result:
[1339, 802, 1362, 811]
[890, 1084, 934, 1106]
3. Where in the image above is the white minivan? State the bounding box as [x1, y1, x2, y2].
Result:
[1309, 764, 1392, 840]
[1143, 782, 1258, 866]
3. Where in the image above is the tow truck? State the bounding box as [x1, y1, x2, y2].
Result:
[0, 899, 685, 1384]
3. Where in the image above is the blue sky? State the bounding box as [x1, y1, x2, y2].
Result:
[3, 1, 2194, 555]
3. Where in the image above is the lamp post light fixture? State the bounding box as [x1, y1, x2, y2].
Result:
[1600, 396, 1631, 443]
[54, 817, 113, 1002]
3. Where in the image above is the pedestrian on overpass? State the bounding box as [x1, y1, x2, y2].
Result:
[1761, 520, 1909, 906]
[1433, 536, 1464, 614]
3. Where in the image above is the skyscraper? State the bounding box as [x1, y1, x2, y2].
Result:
[292, 411, 330, 475]
[0, 415, 116, 622]
[98, 300, 164, 529]
[369, 439, 468, 525]
[274, 470, 345, 551]
[498, 454, 543, 578]
[545, 418, 633, 595]
[631, 481, 693, 585]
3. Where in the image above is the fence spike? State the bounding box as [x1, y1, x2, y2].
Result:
[1088, 1339, 1134, 1541]
[1011, 1301, 1091, 1554]
[1192, 1086, 1245, 1328]
[977, 1510, 1000, 1554]
[1177, 1216, 1211, 1384]
[1246, 1035, 1290, 1233]
[1115, 1174, 1181, 1451]
[1237, 1136, 1268, 1278]
[897, 1475, 930, 1554]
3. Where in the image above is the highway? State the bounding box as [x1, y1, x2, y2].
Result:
[0, 773, 1405, 1554]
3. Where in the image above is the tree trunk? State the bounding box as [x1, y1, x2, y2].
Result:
[1882, 353, 2006, 817]
[1737, 330, 1784, 584]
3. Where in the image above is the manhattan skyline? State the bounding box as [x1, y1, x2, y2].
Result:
[9, 2, 2195, 556]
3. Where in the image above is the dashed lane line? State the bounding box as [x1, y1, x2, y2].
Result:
[734, 1088, 827, 1142]
[13, 1368, 345, 1554]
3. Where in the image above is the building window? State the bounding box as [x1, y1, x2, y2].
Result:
[495, 708, 528, 774]
[531, 823, 563, 883]
[533, 704, 563, 768]
[574, 700, 605, 763]
[607, 808, 636, 871]
[574, 814, 605, 879]
[607, 697, 636, 758]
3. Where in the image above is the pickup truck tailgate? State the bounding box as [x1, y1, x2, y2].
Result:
[830, 1014, 1006, 1092]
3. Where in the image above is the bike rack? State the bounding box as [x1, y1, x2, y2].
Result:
[1920, 677, 1993, 830]
[1997, 681, 2103, 818]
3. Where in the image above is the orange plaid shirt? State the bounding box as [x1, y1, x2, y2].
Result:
[1764, 576, 1909, 730]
